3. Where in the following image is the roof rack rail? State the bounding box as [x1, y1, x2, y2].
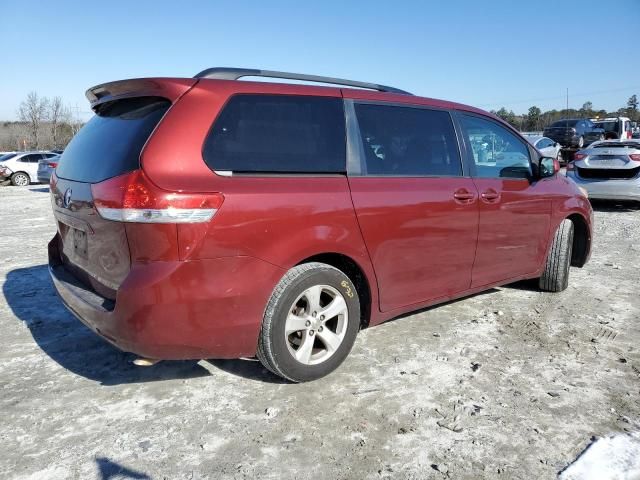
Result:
[193, 67, 412, 95]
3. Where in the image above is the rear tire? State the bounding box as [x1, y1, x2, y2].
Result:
[10, 172, 30, 186]
[539, 220, 574, 292]
[257, 262, 360, 382]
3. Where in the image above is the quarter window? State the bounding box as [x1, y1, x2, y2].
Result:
[203, 95, 346, 173]
[353, 103, 462, 176]
[459, 115, 532, 179]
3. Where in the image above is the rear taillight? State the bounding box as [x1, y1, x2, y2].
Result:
[630, 154, 640, 161]
[91, 170, 224, 223]
[48, 162, 58, 168]
[573, 153, 587, 161]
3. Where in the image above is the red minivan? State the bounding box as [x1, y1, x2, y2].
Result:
[48, 68, 592, 382]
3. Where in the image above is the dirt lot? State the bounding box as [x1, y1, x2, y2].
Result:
[0, 185, 639, 480]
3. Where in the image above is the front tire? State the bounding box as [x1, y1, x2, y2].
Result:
[257, 262, 360, 382]
[539, 220, 574, 292]
[10, 172, 30, 186]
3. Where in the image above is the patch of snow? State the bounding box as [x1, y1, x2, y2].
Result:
[560, 433, 640, 480]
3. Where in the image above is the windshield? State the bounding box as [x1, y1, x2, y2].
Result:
[550, 120, 578, 127]
[0, 153, 17, 162]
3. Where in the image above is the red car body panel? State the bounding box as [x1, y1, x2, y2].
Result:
[348, 177, 479, 312]
[48, 77, 593, 360]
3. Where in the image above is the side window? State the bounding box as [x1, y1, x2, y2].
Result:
[30, 155, 43, 163]
[203, 94, 346, 173]
[459, 114, 532, 179]
[353, 103, 462, 176]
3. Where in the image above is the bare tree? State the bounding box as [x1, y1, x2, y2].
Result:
[49, 96, 64, 148]
[17, 92, 49, 149]
[62, 104, 84, 139]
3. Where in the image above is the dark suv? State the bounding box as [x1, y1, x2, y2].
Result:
[543, 119, 604, 148]
[48, 68, 592, 382]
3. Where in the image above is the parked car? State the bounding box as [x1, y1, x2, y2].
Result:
[543, 119, 604, 148]
[525, 135, 563, 163]
[37, 154, 61, 183]
[0, 151, 59, 186]
[566, 140, 640, 201]
[592, 117, 633, 140]
[48, 68, 593, 382]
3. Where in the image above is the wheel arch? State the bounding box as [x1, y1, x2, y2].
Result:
[296, 252, 373, 329]
[11, 171, 31, 185]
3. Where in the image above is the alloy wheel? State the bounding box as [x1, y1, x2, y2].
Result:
[12, 173, 29, 186]
[284, 284, 348, 365]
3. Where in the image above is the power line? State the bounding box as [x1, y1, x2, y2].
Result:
[479, 85, 640, 109]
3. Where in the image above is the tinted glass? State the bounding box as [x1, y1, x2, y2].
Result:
[0, 153, 17, 162]
[536, 138, 552, 149]
[56, 97, 170, 183]
[551, 120, 578, 127]
[354, 104, 462, 176]
[203, 95, 346, 173]
[460, 114, 531, 179]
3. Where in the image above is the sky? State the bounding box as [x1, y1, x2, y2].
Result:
[2, 0, 639, 121]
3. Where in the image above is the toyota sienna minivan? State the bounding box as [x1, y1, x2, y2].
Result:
[48, 68, 592, 382]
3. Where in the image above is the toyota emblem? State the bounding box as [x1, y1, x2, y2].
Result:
[63, 188, 72, 208]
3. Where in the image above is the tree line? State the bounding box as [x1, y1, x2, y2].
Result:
[0, 92, 84, 151]
[492, 95, 639, 132]
[3, 92, 639, 152]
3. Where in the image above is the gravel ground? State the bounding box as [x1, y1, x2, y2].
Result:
[1, 185, 639, 480]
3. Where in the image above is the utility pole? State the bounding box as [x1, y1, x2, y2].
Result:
[566, 87, 569, 127]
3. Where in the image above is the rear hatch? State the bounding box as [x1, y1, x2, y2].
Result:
[50, 79, 195, 299]
[573, 145, 640, 180]
[544, 125, 575, 138]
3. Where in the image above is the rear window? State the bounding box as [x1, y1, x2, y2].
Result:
[594, 121, 619, 132]
[203, 94, 346, 173]
[550, 120, 578, 127]
[56, 97, 170, 183]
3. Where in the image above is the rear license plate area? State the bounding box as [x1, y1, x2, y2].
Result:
[72, 228, 88, 258]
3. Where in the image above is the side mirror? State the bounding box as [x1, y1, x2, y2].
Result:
[539, 156, 559, 178]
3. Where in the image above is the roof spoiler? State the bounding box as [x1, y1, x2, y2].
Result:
[85, 78, 197, 110]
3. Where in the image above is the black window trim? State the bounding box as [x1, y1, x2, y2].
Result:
[453, 110, 534, 182]
[346, 99, 468, 178]
[201, 92, 348, 178]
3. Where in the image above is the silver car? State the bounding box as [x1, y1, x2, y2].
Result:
[525, 135, 563, 163]
[566, 140, 640, 201]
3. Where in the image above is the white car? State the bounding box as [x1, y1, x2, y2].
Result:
[0, 151, 59, 186]
[525, 135, 563, 163]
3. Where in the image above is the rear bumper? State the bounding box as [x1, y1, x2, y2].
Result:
[567, 172, 640, 200]
[49, 234, 285, 360]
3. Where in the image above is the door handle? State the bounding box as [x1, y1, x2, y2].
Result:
[480, 189, 500, 202]
[453, 188, 476, 203]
